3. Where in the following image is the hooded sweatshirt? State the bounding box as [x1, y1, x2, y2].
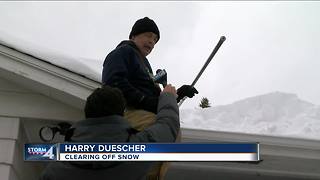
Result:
[39, 92, 179, 180]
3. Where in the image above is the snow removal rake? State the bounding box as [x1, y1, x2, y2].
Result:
[178, 36, 226, 107]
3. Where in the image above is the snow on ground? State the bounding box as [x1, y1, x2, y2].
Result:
[181, 92, 320, 140]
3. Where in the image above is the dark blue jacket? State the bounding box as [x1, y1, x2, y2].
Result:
[102, 41, 161, 113]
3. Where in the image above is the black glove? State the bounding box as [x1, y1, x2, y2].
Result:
[177, 85, 199, 102]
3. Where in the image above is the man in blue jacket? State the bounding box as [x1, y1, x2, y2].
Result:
[102, 17, 198, 116]
[40, 85, 179, 180]
[102, 17, 198, 179]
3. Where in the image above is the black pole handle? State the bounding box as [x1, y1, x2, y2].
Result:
[179, 36, 226, 107]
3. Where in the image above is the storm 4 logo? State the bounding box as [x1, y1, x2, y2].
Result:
[24, 144, 56, 161]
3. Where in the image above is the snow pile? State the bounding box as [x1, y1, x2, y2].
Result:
[0, 31, 101, 81]
[181, 92, 320, 140]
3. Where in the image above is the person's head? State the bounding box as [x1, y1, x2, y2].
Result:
[84, 86, 126, 118]
[129, 17, 160, 57]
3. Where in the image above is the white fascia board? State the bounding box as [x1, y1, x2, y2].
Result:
[0, 44, 101, 107]
[179, 128, 320, 179]
[181, 128, 320, 159]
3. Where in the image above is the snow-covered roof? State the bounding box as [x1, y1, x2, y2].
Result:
[182, 91, 320, 140]
[0, 31, 101, 82]
[0, 40, 101, 109]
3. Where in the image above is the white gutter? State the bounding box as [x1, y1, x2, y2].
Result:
[169, 128, 320, 179]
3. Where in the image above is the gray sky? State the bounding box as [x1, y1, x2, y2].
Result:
[0, 2, 319, 109]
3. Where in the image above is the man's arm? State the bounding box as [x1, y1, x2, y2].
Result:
[102, 48, 149, 108]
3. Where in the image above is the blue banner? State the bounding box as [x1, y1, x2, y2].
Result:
[24, 143, 259, 161]
[59, 143, 258, 153]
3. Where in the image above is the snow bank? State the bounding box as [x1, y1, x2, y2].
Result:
[181, 92, 320, 140]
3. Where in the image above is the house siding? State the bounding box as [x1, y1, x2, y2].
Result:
[0, 77, 84, 121]
[0, 117, 19, 180]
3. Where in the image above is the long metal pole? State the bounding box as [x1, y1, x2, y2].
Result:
[178, 36, 226, 107]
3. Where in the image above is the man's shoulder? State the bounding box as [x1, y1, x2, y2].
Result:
[105, 44, 136, 62]
[109, 44, 133, 56]
[114, 40, 138, 53]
